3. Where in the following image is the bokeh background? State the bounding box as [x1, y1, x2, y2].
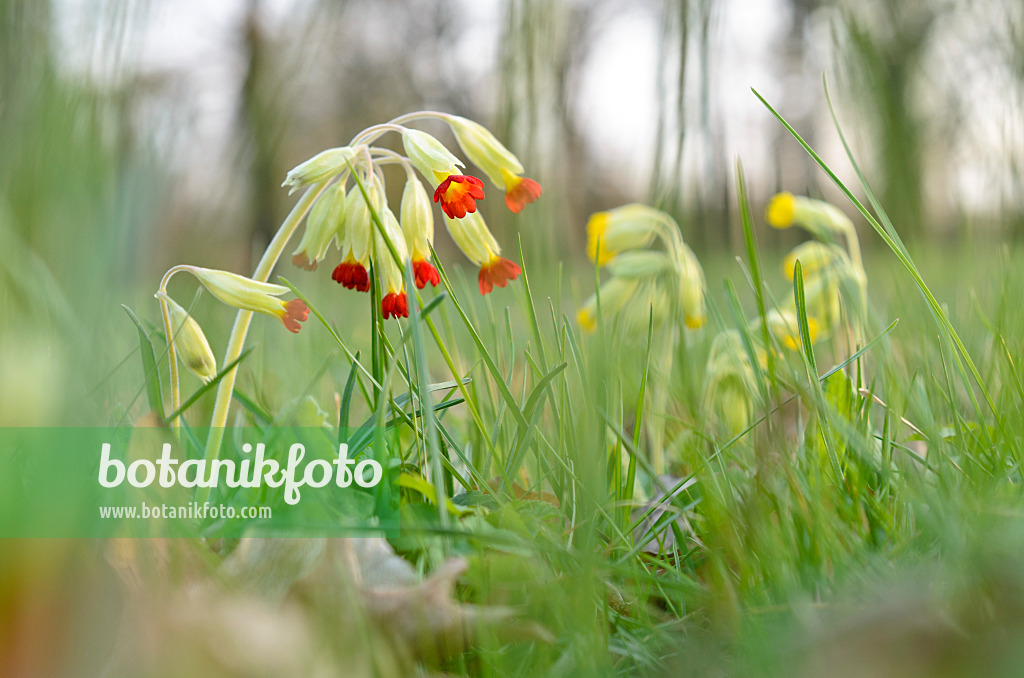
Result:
[4, 0, 1024, 428]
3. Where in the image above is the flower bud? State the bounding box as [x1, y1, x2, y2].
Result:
[282, 146, 362, 192]
[292, 180, 347, 271]
[157, 292, 217, 382]
[677, 243, 706, 329]
[400, 176, 434, 260]
[401, 129, 464, 183]
[702, 330, 759, 436]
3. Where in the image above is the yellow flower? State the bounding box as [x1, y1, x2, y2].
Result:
[766, 192, 854, 239]
[766, 191, 797, 229]
[157, 292, 217, 382]
[678, 243, 706, 329]
[765, 309, 819, 351]
[577, 277, 641, 333]
[585, 204, 661, 265]
[782, 241, 844, 281]
[185, 267, 309, 333]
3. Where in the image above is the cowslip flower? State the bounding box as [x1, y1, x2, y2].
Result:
[157, 291, 217, 382]
[586, 204, 662, 265]
[579, 204, 706, 334]
[374, 206, 411, 319]
[577, 277, 642, 332]
[677, 244, 707, 329]
[292, 180, 347, 271]
[766, 192, 854, 239]
[764, 308, 818, 351]
[446, 115, 542, 213]
[186, 267, 309, 333]
[402, 128, 486, 219]
[444, 211, 521, 295]
[282, 145, 363, 193]
[701, 330, 760, 436]
[331, 181, 377, 292]
[782, 241, 846, 281]
[400, 176, 440, 289]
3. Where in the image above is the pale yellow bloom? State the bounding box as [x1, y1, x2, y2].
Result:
[292, 179, 347, 271]
[282, 146, 363, 192]
[158, 292, 217, 382]
[185, 267, 309, 333]
[585, 204, 662, 265]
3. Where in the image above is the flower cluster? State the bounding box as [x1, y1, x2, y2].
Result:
[764, 192, 867, 348]
[698, 193, 868, 438]
[578, 204, 706, 335]
[284, 113, 542, 318]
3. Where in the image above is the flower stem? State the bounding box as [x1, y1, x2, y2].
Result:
[196, 183, 323, 504]
[156, 264, 193, 432]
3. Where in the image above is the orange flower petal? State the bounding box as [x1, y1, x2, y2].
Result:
[504, 177, 542, 214]
[478, 257, 522, 295]
[281, 298, 310, 333]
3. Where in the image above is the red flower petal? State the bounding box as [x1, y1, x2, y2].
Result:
[478, 257, 522, 295]
[433, 174, 485, 219]
[412, 259, 440, 289]
[504, 177, 542, 214]
[331, 262, 370, 292]
[381, 291, 409, 319]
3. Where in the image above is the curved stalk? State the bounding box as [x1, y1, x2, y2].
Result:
[156, 264, 194, 432]
[197, 183, 324, 504]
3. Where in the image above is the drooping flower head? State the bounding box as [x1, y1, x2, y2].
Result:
[373, 205, 411, 319]
[578, 204, 705, 335]
[766, 192, 854, 240]
[402, 128, 486, 219]
[585, 204, 662, 265]
[157, 291, 217, 382]
[400, 176, 440, 289]
[446, 115, 542, 214]
[185, 267, 309, 333]
[292, 179, 347, 271]
[444, 211, 521, 295]
[331, 179, 378, 292]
